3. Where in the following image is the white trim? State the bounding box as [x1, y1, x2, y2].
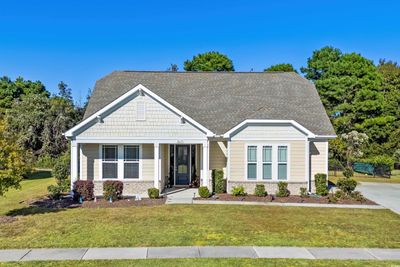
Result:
[64, 84, 214, 138]
[325, 141, 329, 178]
[227, 141, 231, 181]
[305, 140, 310, 192]
[70, 141, 78, 190]
[315, 135, 337, 139]
[244, 143, 290, 181]
[154, 143, 160, 188]
[223, 119, 316, 139]
[75, 137, 207, 144]
[201, 141, 209, 187]
[79, 144, 83, 180]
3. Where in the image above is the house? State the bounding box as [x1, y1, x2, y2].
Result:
[65, 71, 336, 197]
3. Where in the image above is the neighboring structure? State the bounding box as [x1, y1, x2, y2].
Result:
[65, 71, 335, 197]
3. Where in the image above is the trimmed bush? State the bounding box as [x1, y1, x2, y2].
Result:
[334, 189, 344, 199]
[315, 173, 328, 196]
[350, 191, 366, 202]
[337, 178, 357, 195]
[254, 184, 267, 197]
[232, 185, 247, 196]
[148, 188, 159, 199]
[103, 180, 123, 201]
[343, 167, 354, 179]
[198, 186, 210, 198]
[73, 180, 94, 200]
[212, 169, 225, 193]
[276, 182, 290, 197]
[47, 185, 64, 200]
[300, 187, 308, 198]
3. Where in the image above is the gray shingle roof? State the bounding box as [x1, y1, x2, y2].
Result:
[84, 71, 335, 136]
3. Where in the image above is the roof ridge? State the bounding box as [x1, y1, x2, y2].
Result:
[113, 70, 297, 74]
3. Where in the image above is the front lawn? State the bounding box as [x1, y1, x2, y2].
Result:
[0, 169, 54, 215]
[329, 169, 400, 185]
[1, 203, 399, 249]
[0, 259, 399, 267]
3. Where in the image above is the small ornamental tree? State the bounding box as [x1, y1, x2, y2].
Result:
[212, 169, 225, 193]
[103, 180, 123, 201]
[314, 173, 328, 196]
[73, 180, 94, 200]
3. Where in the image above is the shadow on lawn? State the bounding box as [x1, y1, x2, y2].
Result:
[26, 169, 53, 180]
[6, 198, 79, 217]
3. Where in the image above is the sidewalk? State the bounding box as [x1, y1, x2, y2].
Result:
[1, 246, 400, 262]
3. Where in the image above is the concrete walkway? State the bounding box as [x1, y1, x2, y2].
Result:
[165, 188, 197, 204]
[1, 247, 400, 262]
[358, 182, 400, 214]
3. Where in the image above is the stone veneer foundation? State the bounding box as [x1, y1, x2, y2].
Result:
[94, 180, 154, 197]
[227, 181, 309, 195]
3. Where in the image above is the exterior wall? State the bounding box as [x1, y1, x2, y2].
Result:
[228, 124, 308, 195]
[209, 141, 227, 177]
[142, 144, 154, 181]
[76, 93, 206, 139]
[231, 124, 306, 140]
[80, 144, 99, 180]
[310, 140, 328, 182]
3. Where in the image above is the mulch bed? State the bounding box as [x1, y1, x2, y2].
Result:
[195, 193, 377, 205]
[81, 197, 166, 208]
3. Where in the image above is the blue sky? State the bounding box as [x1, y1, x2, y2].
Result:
[1, 0, 399, 103]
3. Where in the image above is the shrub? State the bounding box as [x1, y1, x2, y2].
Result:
[148, 188, 159, 199]
[314, 173, 328, 196]
[300, 187, 308, 198]
[73, 180, 94, 200]
[47, 185, 64, 200]
[254, 184, 267, 197]
[337, 178, 357, 195]
[232, 185, 247, 196]
[212, 169, 225, 193]
[334, 189, 344, 199]
[103, 180, 123, 201]
[328, 194, 338, 203]
[351, 191, 366, 202]
[276, 182, 290, 197]
[343, 167, 354, 178]
[198, 186, 210, 198]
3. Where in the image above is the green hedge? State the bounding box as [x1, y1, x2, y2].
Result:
[212, 169, 225, 193]
[314, 173, 328, 196]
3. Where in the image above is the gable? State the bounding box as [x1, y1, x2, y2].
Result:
[75, 91, 207, 140]
[230, 123, 307, 140]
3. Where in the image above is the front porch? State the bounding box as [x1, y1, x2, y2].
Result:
[70, 140, 211, 196]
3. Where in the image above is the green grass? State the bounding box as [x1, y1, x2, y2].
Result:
[1, 259, 400, 267]
[1, 204, 400, 249]
[0, 169, 54, 215]
[329, 169, 400, 184]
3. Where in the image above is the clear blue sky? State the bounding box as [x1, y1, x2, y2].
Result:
[1, 0, 399, 103]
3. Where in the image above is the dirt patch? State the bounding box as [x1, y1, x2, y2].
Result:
[0, 216, 16, 224]
[196, 193, 377, 205]
[81, 197, 166, 208]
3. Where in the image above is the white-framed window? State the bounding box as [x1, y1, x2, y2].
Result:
[278, 146, 288, 180]
[102, 145, 118, 179]
[262, 146, 272, 180]
[246, 144, 289, 181]
[136, 101, 146, 121]
[124, 145, 139, 179]
[247, 146, 257, 180]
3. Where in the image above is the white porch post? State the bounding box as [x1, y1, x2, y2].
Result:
[70, 140, 79, 191]
[154, 143, 160, 189]
[202, 141, 209, 188]
[305, 139, 311, 192]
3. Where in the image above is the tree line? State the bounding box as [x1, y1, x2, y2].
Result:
[0, 46, 399, 195]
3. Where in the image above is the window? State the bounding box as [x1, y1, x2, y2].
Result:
[124, 145, 139, 179]
[102, 145, 118, 179]
[262, 146, 272, 180]
[136, 101, 145, 121]
[247, 146, 257, 180]
[278, 146, 287, 180]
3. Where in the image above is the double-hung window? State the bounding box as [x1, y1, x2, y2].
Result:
[247, 146, 257, 180]
[262, 146, 272, 180]
[102, 145, 118, 179]
[124, 145, 139, 179]
[278, 146, 288, 180]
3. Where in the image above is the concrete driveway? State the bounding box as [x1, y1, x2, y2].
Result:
[357, 182, 400, 214]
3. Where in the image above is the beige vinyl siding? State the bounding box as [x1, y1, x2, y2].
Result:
[209, 141, 227, 170]
[142, 144, 154, 181]
[80, 144, 99, 180]
[76, 93, 206, 139]
[310, 141, 328, 180]
[231, 124, 306, 140]
[229, 140, 306, 182]
[230, 141, 245, 181]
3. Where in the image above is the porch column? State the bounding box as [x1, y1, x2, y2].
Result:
[305, 140, 311, 192]
[202, 141, 209, 188]
[70, 140, 79, 191]
[154, 143, 160, 189]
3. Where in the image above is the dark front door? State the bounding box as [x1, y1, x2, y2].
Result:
[175, 145, 190, 185]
